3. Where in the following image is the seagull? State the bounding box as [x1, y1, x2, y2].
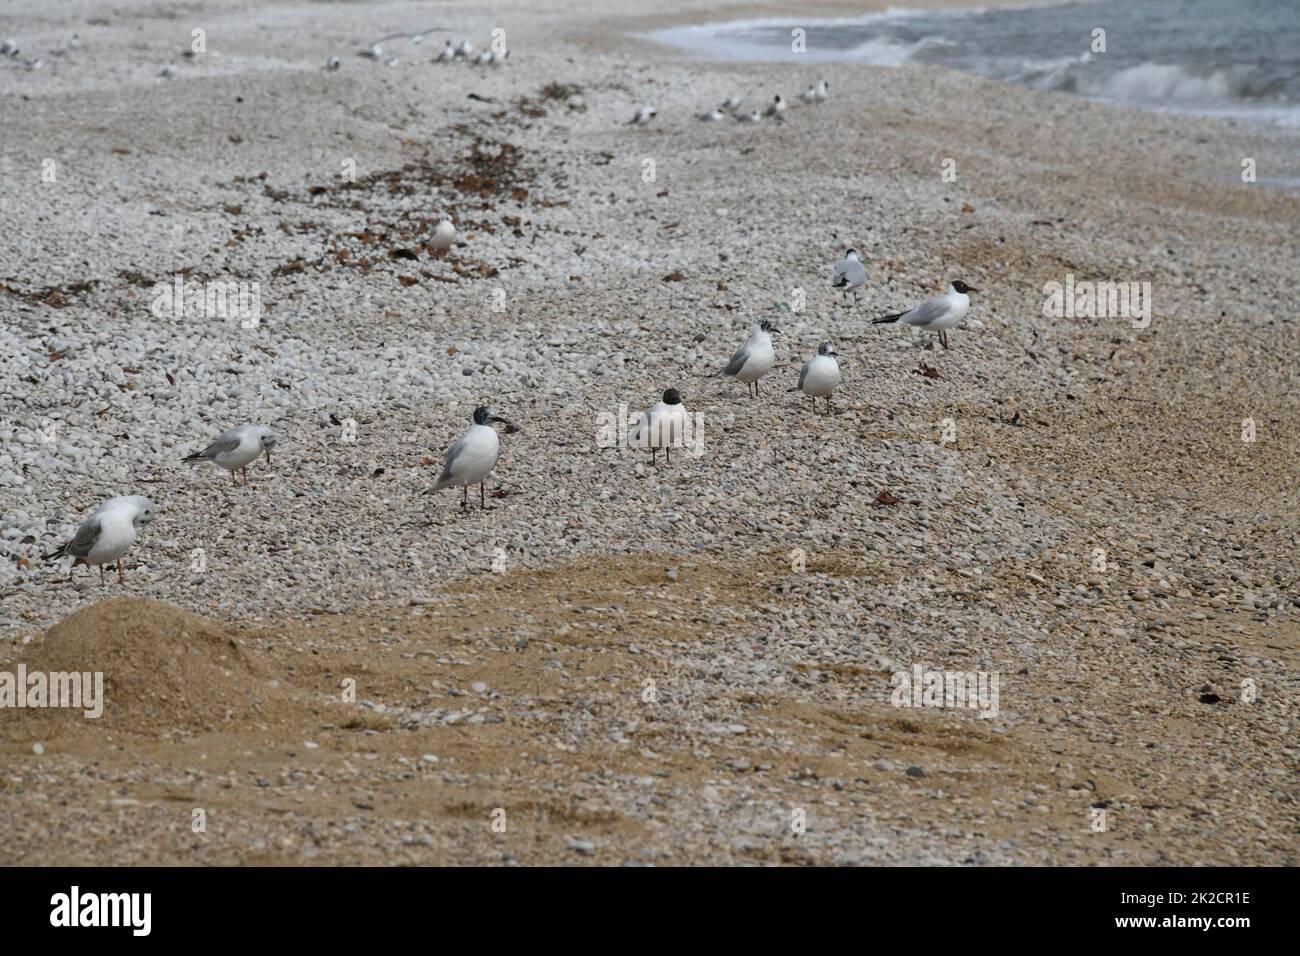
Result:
[474, 50, 493, 65]
[800, 85, 818, 105]
[325, 55, 341, 70]
[430, 218, 456, 251]
[873, 280, 978, 350]
[814, 79, 830, 102]
[764, 94, 785, 118]
[42, 496, 157, 585]
[789, 342, 841, 414]
[1, 40, 19, 57]
[358, 43, 383, 60]
[831, 248, 867, 304]
[719, 96, 742, 113]
[434, 40, 456, 62]
[719, 320, 778, 397]
[456, 39, 474, 58]
[425, 406, 515, 510]
[736, 109, 763, 124]
[628, 106, 657, 125]
[182, 424, 276, 486]
[631, 388, 687, 466]
[696, 109, 726, 122]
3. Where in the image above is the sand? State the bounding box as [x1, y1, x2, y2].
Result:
[0, 0, 1296, 865]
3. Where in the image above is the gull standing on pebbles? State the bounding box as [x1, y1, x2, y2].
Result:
[430, 218, 456, 251]
[764, 94, 786, 118]
[632, 388, 687, 466]
[425, 406, 516, 511]
[831, 248, 867, 304]
[736, 109, 763, 124]
[325, 55, 341, 70]
[182, 424, 276, 486]
[800, 85, 818, 105]
[456, 39, 474, 58]
[790, 342, 841, 414]
[696, 108, 726, 122]
[42, 496, 157, 585]
[873, 280, 978, 350]
[720, 96, 742, 113]
[434, 40, 455, 62]
[628, 106, 657, 125]
[719, 320, 779, 397]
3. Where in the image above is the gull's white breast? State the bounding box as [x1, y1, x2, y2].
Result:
[802, 355, 841, 397]
[445, 424, 500, 486]
[214, 428, 263, 470]
[636, 402, 687, 448]
[738, 334, 775, 383]
[86, 505, 139, 567]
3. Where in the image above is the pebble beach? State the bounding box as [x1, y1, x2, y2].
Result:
[0, 0, 1296, 865]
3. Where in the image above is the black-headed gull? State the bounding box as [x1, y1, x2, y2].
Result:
[631, 388, 687, 466]
[43, 495, 157, 584]
[764, 94, 785, 118]
[720, 320, 779, 397]
[182, 424, 276, 486]
[790, 342, 841, 414]
[832, 249, 867, 303]
[628, 106, 657, 125]
[873, 280, 979, 350]
[426, 406, 516, 510]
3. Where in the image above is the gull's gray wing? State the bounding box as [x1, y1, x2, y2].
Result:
[721, 343, 751, 377]
[797, 359, 812, 391]
[67, 514, 103, 558]
[900, 296, 949, 327]
[436, 433, 470, 485]
[832, 259, 865, 288]
[185, 428, 243, 462]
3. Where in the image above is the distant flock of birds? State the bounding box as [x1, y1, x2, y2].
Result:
[630, 79, 829, 126]
[327, 32, 509, 70]
[40, 265, 977, 583]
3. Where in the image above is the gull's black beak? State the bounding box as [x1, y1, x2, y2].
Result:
[967, 287, 980, 293]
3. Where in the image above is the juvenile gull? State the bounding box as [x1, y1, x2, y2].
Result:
[789, 341, 841, 414]
[873, 280, 978, 350]
[719, 320, 779, 398]
[631, 388, 687, 466]
[425, 406, 515, 510]
[42, 495, 157, 585]
[182, 424, 276, 486]
[831, 249, 867, 304]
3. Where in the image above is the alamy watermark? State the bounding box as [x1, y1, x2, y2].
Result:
[1042, 273, 1151, 328]
[0, 665, 103, 718]
[891, 663, 1000, 719]
[151, 274, 262, 327]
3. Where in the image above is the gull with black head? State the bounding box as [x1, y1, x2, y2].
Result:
[426, 405, 516, 510]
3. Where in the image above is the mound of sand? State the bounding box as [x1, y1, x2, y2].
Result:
[1, 598, 288, 738]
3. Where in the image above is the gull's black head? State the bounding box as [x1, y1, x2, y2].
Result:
[759, 319, 779, 334]
[817, 341, 836, 356]
[845, 248, 858, 258]
[475, 405, 516, 431]
[663, 388, 682, 405]
[952, 280, 978, 294]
